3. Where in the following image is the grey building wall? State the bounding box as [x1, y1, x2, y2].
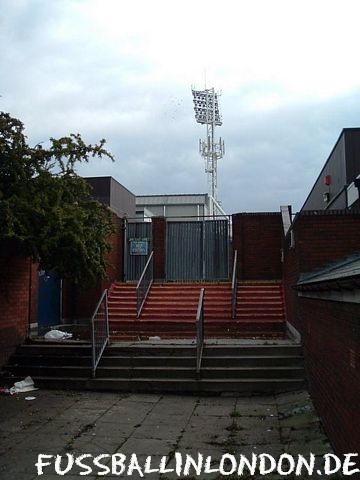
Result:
[85, 176, 136, 218]
[136, 194, 210, 219]
[302, 129, 360, 211]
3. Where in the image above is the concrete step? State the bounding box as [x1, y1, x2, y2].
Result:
[14, 343, 92, 356]
[8, 354, 92, 367]
[203, 344, 302, 356]
[3, 336, 304, 394]
[201, 355, 303, 367]
[87, 377, 305, 394]
[94, 365, 304, 380]
[5, 365, 91, 378]
[99, 354, 303, 368]
[100, 355, 196, 367]
[104, 345, 197, 356]
[110, 333, 286, 341]
[200, 366, 305, 379]
[96, 366, 197, 379]
[2, 375, 303, 394]
[105, 344, 301, 357]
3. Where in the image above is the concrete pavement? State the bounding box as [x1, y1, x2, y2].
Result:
[0, 389, 337, 479]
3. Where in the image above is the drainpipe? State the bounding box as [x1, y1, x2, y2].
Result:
[59, 279, 63, 323]
[27, 258, 32, 339]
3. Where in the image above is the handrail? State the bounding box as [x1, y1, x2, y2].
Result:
[196, 288, 205, 374]
[91, 289, 109, 378]
[231, 250, 238, 319]
[136, 250, 154, 318]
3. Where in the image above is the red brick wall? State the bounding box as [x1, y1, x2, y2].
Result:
[296, 212, 360, 273]
[299, 297, 360, 460]
[283, 211, 360, 331]
[152, 217, 166, 281]
[0, 252, 32, 367]
[282, 211, 360, 464]
[232, 213, 283, 280]
[101, 215, 124, 290]
[282, 236, 301, 331]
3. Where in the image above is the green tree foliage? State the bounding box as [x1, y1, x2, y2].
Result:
[0, 111, 115, 283]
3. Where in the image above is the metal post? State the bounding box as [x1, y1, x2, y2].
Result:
[91, 319, 96, 377]
[123, 218, 128, 282]
[202, 218, 206, 280]
[105, 290, 109, 340]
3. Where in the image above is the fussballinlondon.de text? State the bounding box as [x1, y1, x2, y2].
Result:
[36, 452, 360, 477]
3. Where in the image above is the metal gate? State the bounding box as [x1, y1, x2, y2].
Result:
[166, 219, 229, 281]
[125, 221, 152, 281]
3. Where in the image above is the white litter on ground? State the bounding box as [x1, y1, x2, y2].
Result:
[44, 329, 72, 341]
[10, 376, 38, 394]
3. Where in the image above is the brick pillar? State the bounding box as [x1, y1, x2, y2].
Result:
[152, 217, 166, 281]
[231, 213, 243, 280]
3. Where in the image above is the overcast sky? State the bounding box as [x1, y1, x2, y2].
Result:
[1, 0, 360, 213]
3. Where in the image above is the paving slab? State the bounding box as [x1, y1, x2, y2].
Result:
[0, 388, 339, 480]
[132, 423, 183, 442]
[193, 403, 236, 417]
[233, 402, 277, 417]
[119, 437, 176, 455]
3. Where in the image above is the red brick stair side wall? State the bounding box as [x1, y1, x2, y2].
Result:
[152, 217, 166, 281]
[282, 211, 360, 465]
[232, 213, 283, 281]
[299, 298, 360, 462]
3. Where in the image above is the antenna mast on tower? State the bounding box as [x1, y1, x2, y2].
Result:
[192, 86, 225, 214]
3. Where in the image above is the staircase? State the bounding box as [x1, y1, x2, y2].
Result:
[2, 280, 292, 393]
[108, 283, 137, 340]
[3, 340, 305, 394]
[3, 341, 93, 389]
[234, 282, 286, 337]
[108, 281, 286, 340]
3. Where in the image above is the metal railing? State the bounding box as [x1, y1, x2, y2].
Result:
[231, 250, 238, 319]
[136, 250, 154, 317]
[91, 289, 109, 378]
[196, 288, 205, 374]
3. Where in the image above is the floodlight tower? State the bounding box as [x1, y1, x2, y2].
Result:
[192, 87, 225, 212]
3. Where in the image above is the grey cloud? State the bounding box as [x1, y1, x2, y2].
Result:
[1, 1, 360, 215]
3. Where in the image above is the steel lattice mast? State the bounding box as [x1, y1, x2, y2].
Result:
[192, 87, 225, 205]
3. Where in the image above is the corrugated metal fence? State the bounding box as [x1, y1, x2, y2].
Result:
[166, 219, 229, 281]
[125, 221, 152, 281]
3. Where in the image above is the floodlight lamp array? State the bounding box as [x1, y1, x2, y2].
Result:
[192, 89, 222, 126]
